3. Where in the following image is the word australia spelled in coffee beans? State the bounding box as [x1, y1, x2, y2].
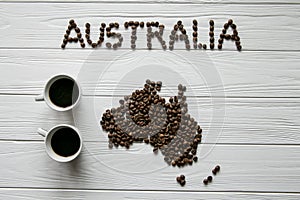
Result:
[100, 80, 203, 168]
[61, 19, 242, 51]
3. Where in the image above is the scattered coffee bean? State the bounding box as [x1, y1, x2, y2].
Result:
[215, 165, 220, 172]
[180, 174, 185, 180]
[203, 178, 208, 185]
[207, 176, 213, 182]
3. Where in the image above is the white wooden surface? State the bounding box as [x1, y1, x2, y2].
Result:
[0, 0, 300, 199]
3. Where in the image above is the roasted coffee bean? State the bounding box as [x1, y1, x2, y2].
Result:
[193, 156, 198, 162]
[212, 169, 217, 175]
[124, 22, 129, 28]
[182, 29, 186, 35]
[85, 23, 90, 28]
[80, 43, 85, 48]
[210, 37, 214, 43]
[235, 41, 241, 46]
[225, 34, 231, 40]
[193, 19, 198, 25]
[174, 24, 179, 31]
[203, 44, 207, 49]
[193, 25, 198, 31]
[109, 22, 114, 28]
[222, 29, 226, 34]
[220, 33, 225, 39]
[193, 32, 197, 37]
[203, 178, 208, 185]
[215, 165, 220, 172]
[233, 29, 238, 36]
[198, 43, 202, 49]
[210, 43, 214, 49]
[140, 21, 144, 28]
[231, 23, 237, 29]
[128, 21, 134, 26]
[224, 23, 229, 29]
[207, 176, 213, 182]
[146, 22, 151, 27]
[75, 27, 80, 33]
[180, 175, 185, 180]
[69, 19, 75, 24]
[209, 31, 214, 37]
[228, 19, 233, 25]
[237, 45, 242, 51]
[180, 179, 186, 186]
[61, 43, 66, 49]
[218, 38, 223, 44]
[177, 20, 182, 25]
[210, 26, 214, 31]
[218, 43, 222, 50]
[92, 43, 97, 48]
[66, 29, 71, 34]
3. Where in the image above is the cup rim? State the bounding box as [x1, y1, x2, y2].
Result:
[43, 74, 81, 112]
[45, 124, 82, 162]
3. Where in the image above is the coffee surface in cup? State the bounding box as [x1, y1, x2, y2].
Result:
[51, 127, 81, 157]
[49, 78, 79, 108]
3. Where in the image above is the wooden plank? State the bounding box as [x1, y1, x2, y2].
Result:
[1, 95, 300, 144]
[0, 141, 299, 192]
[1, 0, 300, 4]
[0, 50, 300, 97]
[0, 189, 300, 200]
[0, 3, 299, 50]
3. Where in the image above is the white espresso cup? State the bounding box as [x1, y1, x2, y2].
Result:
[37, 124, 82, 162]
[35, 74, 81, 111]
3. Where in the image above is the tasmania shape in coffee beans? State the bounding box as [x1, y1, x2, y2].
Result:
[100, 80, 203, 168]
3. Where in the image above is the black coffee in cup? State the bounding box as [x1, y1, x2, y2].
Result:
[51, 127, 81, 157]
[49, 78, 79, 108]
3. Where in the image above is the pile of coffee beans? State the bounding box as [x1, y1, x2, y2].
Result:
[100, 80, 202, 167]
[176, 174, 186, 186]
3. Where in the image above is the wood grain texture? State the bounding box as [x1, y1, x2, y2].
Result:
[0, 3, 299, 50]
[0, 141, 299, 192]
[0, 189, 300, 200]
[1, 0, 300, 4]
[1, 95, 300, 144]
[0, 50, 300, 97]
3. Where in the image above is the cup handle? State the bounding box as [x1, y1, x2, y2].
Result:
[37, 128, 47, 137]
[35, 94, 44, 101]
